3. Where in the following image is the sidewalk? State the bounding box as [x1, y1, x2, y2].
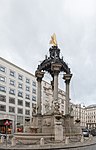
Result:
[0, 136, 96, 149]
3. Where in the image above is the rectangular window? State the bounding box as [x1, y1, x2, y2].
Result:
[9, 88, 15, 95]
[25, 109, 30, 115]
[9, 106, 15, 113]
[32, 96, 36, 101]
[32, 81, 36, 87]
[0, 95, 6, 102]
[0, 104, 6, 111]
[0, 76, 5, 82]
[18, 91, 23, 97]
[25, 94, 30, 100]
[0, 86, 6, 92]
[0, 66, 5, 72]
[18, 74, 23, 80]
[10, 80, 15, 86]
[10, 70, 15, 77]
[18, 108, 23, 114]
[18, 83, 23, 89]
[18, 99, 23, 106]
[9, 97, 15, 104]
[26, 86, 30, 91]
[32, 88, 36, 94]
[26, 78, 30, 84]
[25, 101, 30, 107]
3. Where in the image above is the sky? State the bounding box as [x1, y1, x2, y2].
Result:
[0, 0, 96, 106]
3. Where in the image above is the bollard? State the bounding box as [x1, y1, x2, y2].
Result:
[11, 137, 16, 146]
[7, 135, 9, 141]
[1, 136, 4, 143]
[81, 135, 84, 142]
[65, 137, 69, 144]
[40, 138, 44, 145]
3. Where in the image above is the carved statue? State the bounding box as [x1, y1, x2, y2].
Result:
[49, 33, 57, 46]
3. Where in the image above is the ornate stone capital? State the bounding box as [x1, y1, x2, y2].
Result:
[35, 71, 44, 82]
[51, 63, 62, 74]
[63, 73, 72, 84]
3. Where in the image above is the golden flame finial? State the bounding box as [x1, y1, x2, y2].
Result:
[49, 33, 57, 46]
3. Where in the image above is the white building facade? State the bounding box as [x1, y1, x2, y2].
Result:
[0, 57, 37, 133]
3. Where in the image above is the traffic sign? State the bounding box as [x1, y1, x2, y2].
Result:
[4, 120, 10, 126]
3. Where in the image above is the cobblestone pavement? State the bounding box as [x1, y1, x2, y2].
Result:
[0, 136, 96, 149]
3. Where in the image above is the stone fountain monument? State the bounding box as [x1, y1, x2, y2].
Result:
[14, 34, 81, 144]
[31, 34, 73, 141]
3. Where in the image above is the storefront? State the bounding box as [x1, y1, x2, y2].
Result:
[0, 119, 12, 134]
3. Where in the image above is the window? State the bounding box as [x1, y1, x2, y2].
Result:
[25, 94, 30, 99]
[9, 97, 15, 104]
[25, 109, 30, 115]
[0, 104, 6, 111]
[0, 95, 6, 102]
[17, 116, 23, 124]
[26, 78, 30, 84]
[26, 86, 30, 91]
[32, 81, 36, 86]
[10, 70, 15, 77]
[18, 83, 23, 89]
[0, 66, 5, 72]
[9, 106, 15, 113]
[18, 108, 23, 114]
[9, 88, 15, 95]
[10, 80, 15, 86]
[0, 76, 5, 82]
[18, 91, 23, 97]
[18, 74, 23, 80]
[32, 96, 36, 101]
[25, 101, 30, 107]
[0, 86, 6, 92]
[32, 88, 36, 94]
[18, 99, 23, 106]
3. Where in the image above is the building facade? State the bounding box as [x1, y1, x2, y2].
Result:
[1, 57, 96, 134]
[0, 57, 37, 133]
[86, 104, 96, 129]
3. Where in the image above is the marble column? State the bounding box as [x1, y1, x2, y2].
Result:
[51, 64, 61, 113]
[63, 74, 72, 115]
[35, 71, 44, 115]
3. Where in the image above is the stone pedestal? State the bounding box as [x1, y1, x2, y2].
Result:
[31, 114, 63, 141]
[55, 121, 63, 141]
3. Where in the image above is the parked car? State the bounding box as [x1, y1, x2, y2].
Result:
[82, 128, 89, 137]
[0, 133, 6, 138]
[90, 128, 96, 136]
